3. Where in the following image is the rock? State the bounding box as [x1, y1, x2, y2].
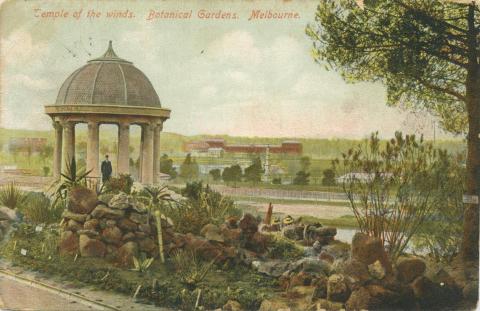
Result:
[59, 230, 79, 256]
[222, 300, 243, 311]
[62, 210, 87, 223]
[245, 232, 269, 253]
[239, 213, 258, 235]
[253, 260, 290, 277]
[327, 274, 350, 302]
[0, 206, 18, 221]
[289, 258, 331, 277]
[225, 216, 239, 229]
[289, 271, 313, 287]
[351, 232, 391, 274]
[368, 260, 386, 280]
[122, 232, 136, 242]
[106, 219, 116, 227]
[312, 275, 328, 299]
[135, 231, 147, 239]
[319, 251, 334, 264]
[396, 257, 426, 283]
[91, 205, 124, 219]
[108, 192, 131, 210]
[117, 218, 138, 231]
[346, 285, 402, 310]
[258, 299, 290, 311]
[117, 241, 139, 267]
[138, 223, 152, 235]
[462, 281, 478, 302]
[411, 275, 460, 309]
[138, 238, 157, 255]
[67, 186, 97, 214]
[66, 219, 82, 232]
[341, 258, 370, 283]
[97, 193, 114, 205]
[79, 234, 106, 257]
[181, 233, 235, 262]
[129, 212, 149, 224]
[76, 229, 99, 238]
[314, 299, 344, 311]
[282, 224, 303, 240]
[101, 226, 123, 245]
[83, 219, 100, 231]
[201, 224, 224, 242]
[220, 226, 242, 245]
[322, 241, 350, 260]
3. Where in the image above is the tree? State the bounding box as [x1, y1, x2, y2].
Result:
[39, 144, 54, 165]
[307, 0, 479, 261]
[244, 157, 264, 184]
[179, 153, 199, 181]
[293, 170, 310, 185]
[322, 168, 336, 186]
[222, 164, 242, 186]
[209, 168, 221, 181]
[300, 156, 311, 171]
[160, 154, 177, 179]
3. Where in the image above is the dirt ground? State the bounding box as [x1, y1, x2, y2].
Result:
[242, 201, 353, 219]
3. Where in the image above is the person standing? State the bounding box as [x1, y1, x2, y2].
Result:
[101, 154, 113, 182]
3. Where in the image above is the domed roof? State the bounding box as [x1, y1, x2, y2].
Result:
[55, 41, 161, 108]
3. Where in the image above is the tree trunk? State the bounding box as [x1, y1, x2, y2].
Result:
[461, 4, 480, 262]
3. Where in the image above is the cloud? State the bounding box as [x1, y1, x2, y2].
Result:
[7, 74, 56, 91]
[1, 30, 50, 68]
[208, 30, 262, 66]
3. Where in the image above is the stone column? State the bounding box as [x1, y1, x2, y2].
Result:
[86, 121, 100, 177]
[53, 121, 63, 180]
[138, 125, 144, 182]
[141, 122, 154, 185]
[62, 121, 75, 172]
[117, 122, 130, 175]
[153, 122, 162, 183]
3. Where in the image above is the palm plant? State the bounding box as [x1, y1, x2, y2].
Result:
[0, 182, 26, 209]
[171, 249, 217, 288]
[50, 157, 91, 205]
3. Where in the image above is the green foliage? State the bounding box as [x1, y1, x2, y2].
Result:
[179, 153, 199, 181]
[244, 157, 264, 184]
[272, 177, 282, 185]
[19, 192, 64, 224]
[300, 156, 311, 171]
[165, 182, 241, 234]
[335, 132, 454, 259]
[51, 157, 91, 204]
[132, 255, 154, 273]
[42, 166, 50, 177]
[160, 154, 177, 179]
[171, 249, 217, 287]
[293, 170, 310, 185]
[413, 154, 465, 262]
[322, 168, 336, 186]
[209, 168, 221, 181]
[306, 0, 477, 134]
[0, 182, 25, 209]
[104, 174, 134, 194]
[222, 164, 243, 186]
[266, 236, 304, 260]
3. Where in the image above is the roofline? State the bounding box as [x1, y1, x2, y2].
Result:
[44, 104, 170, 119]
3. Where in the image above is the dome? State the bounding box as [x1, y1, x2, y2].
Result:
[55, 41, 161, 108]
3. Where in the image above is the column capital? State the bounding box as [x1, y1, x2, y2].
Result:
[118, 121, 130, 130]
[52, 121, 63, 131]
[87, 120, 99, 129]
[60, 120, 76, 129]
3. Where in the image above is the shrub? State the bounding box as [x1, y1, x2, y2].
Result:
[166, 182, 241, 234]
[104, 174, 134, 194]
[0, 182, 25, 209]
[20, 192, 64, 224]
[267, 236, 304, 260]
[322, 169, 336, 186]
[171, 249, 217, 288]
[335, 132, 453, 259]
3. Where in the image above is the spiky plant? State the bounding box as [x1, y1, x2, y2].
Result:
[0, 182, 25, 209]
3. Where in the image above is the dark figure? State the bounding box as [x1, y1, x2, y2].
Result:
[101, 154, 113, 182]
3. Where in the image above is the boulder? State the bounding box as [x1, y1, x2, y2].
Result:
[253, 260, 290, 277]
[368, 260, 386, 280]
[239, 213, 258, 235]
[201, 224, 224, 242]
[319, 251, 334, 264]
[396, 257, 426, 283]
[244, 232, 269, 253]
[312, 275, 328, 299]
[138, 238, 157, 255]
[314, 299, 344, 311]
[117, 241, 139, 267]
[225, 216, 239, 229]
[345, 285, 400, 310]
[76, 229, 99, 238]
[91, 205, 124, 219]
[66, 219, 82, 232]
[258, 299, 290, 311]
[342, 258, 370, 283]
[117, 218, 138, 231]
[62, 210, 87, 223]
[122, 232, 136, 242]
[59, 230, 79, 256]
[289, 258, 331, 277]
[106, 219, 116, 227]
[83, 219, 100, 231]
[462, 281, 478, 302]
[222, 300, 243, 311]
[327, 274, 350, 302]
[289, 271, 313, 287]
[79, 234, 106, 257]
[108, 192, 131, 210]
[322, 241, 350, 260]
[411, 275, 460, 309]
[129, 212, 149, 224]
[351, 232, 391, 274]
[220, 226, 242, 245]
[67, 186, 97, 214]
[282, 224, 304, 241]
[182, 233, 235, 262]
[101, 226, 123, 245]
[0, 206, 18, 221]
[138, 223, 152, 235]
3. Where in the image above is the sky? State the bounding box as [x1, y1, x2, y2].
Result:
[0, 0, 453, 139]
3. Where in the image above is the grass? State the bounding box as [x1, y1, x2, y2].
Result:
[0, 223, 278, 310]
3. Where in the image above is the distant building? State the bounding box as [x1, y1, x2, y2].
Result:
[183, 138, 302, 155]
[8, 137, 47, 154]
